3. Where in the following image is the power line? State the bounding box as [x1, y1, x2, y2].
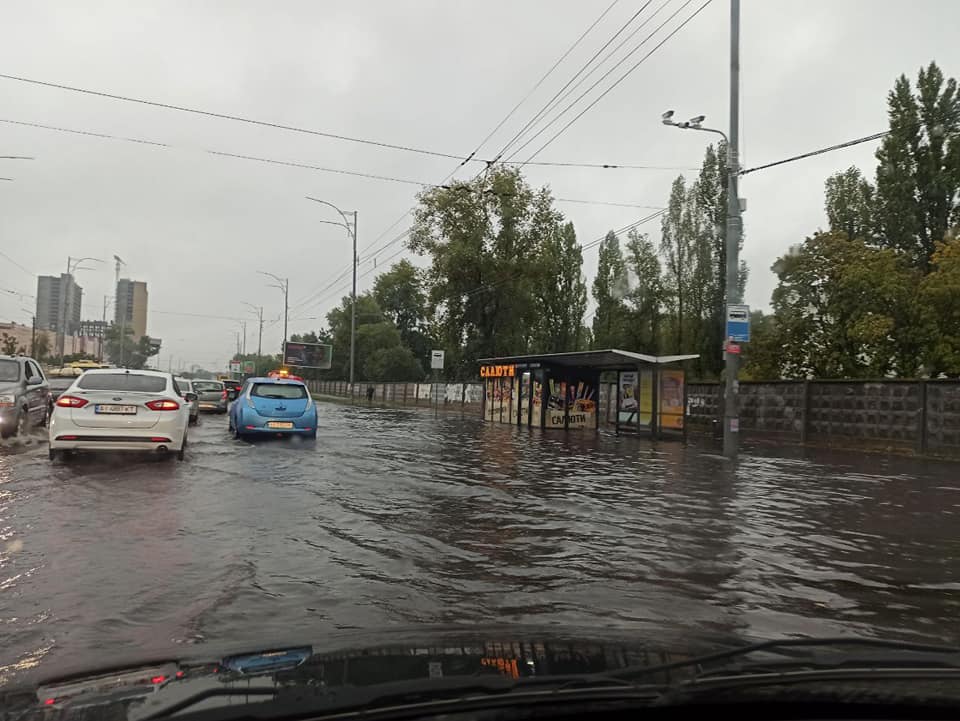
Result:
[0, 118, 442, 188]
[504, 0, 677, 162]
[555, 197, 663, 209]
[739, 131, 889, 176]
[150, 309, 243, 321]
[0, 73, 485, 162]
[0, 250, 34, 276]
[514, 0, 714, 166]
[516, 160, 697, 170]
[490, 0, 659, 164]
[468, 0, 622, 162]
[352, 2, 628, 267]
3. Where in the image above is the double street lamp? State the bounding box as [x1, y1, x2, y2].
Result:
[60, 256, 103, 366]
[257, 271, 289, 356]
[305, 196, 358, 389]
[661, 109, 743, 459]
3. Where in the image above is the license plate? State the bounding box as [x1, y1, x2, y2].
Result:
[95, 404, 137, 415]
[267, 421, 294, 429]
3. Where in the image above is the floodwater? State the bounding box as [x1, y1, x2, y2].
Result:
[2, 401, 959, 686]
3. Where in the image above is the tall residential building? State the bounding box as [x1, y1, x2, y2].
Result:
[115, 279, 148, 339]
[36, 274, 83, 333]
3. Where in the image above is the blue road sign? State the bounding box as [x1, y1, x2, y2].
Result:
[726, 304, 750, 342]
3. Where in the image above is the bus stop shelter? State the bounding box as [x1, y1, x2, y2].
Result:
[478, 349, 698, 438]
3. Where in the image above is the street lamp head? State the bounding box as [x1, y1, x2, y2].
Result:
[661, 109, 675, 124]
[689, 114, 706, 127]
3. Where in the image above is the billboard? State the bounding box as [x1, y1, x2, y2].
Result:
[282, 341, 332, 369]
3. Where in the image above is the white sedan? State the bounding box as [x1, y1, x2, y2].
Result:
[49, 369, 189, 461]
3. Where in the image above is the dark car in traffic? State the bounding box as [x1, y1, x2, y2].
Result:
[46, 376, 76, 414]
[191, 379, 228, 413]
[221, 379, 242, 400]
[0, 355, 49, 437]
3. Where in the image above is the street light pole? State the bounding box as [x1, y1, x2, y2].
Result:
[305, 196, 357, 389]
[59, 256, 103, 367]
[724, 0, 743, 459]
[257, 272, 289, 356]
[661, 0, 742, 459]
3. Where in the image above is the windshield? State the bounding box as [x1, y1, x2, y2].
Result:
[5, 1, 960, 709]
[251, 383, 307, 399]
[76, 373, 167, 392]
[0, 360, 20, 382]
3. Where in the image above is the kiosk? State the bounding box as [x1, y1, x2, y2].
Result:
[478, 349, 698, 438]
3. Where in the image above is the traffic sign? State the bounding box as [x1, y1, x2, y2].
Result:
[242, 360, 256, 374]
[430, 349, 445, 370]
[727, 342, 741, 354]
[229, 360, 241, 373]
[726, 304, 750, 342]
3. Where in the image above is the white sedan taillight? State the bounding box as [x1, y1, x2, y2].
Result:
[145, 399, 180, 411]
[56, 395, 89, 408]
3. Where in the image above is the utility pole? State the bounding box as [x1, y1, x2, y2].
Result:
[114, 255, 126, 367]
[283, 280, 289, 347]
[304, 196, 357, 389]
[659, 0, 742, 459]
[242, 321, 247, 356]
[723, 0, 742, 459]
[350, 211, 357, 391]
[256, 308, 263, 356]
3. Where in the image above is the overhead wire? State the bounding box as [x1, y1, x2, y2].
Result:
[512, 0, 715, 166]
[297, 1, 629, 315]
[488, 0, 659, 164]
[0, 250, 34, 276]
[0, 72, 484, 162]
[739, 131, 889, 176]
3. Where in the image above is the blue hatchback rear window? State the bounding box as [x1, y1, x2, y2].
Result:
[251, 383, 307, 399]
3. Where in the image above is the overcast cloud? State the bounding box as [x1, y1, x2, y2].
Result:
[2, 0, 958, 371]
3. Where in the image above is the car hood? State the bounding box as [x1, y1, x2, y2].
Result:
[1, 625, 714, 719]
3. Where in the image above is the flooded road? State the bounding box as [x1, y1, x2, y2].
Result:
[2, 400, 960, 685]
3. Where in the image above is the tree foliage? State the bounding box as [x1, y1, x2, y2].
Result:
[873, 62, 960, 269]
[104, 325, 159, 369]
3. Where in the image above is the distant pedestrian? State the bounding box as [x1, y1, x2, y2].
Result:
[366, 385, 375, 403]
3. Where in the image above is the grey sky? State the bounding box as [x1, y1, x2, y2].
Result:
[2, 1, 957, 371]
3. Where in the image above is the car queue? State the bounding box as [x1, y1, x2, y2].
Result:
[0, 353, 316, 461]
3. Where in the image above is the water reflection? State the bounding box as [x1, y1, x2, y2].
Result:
[1, 404, 959, 687]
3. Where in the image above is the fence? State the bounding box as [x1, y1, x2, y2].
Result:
[686, 379, 960, 458]
[309, 380, 485, 414]
[311, 378, 960, 458]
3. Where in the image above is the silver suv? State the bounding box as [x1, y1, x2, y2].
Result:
[0, 355, 50, 437]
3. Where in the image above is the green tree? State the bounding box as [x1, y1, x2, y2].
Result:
[659, 176, 692, 351]
[591, 231, 628, 348]
[769, 231, 925, 378]
[410, 167, 572, 375]
[919, 230, 960, 375]
[32, 333, 50, 362]
[873, 62, 960, 269]
[364, 345, 424, 381]
[622, 229, 663, 353]
[531, 211, 587, 353]
[372, 259, 433, 364]
[740, 310, 782, 380]
[825, 166, 875, 241]
[104, 325, 159, 369]
[1, 333, 23, 356]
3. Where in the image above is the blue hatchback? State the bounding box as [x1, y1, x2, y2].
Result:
[229, 377, 317, 440]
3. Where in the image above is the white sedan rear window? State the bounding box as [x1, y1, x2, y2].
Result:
[77, 374, 167, 392]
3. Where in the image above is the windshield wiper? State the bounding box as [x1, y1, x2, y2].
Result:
[600, 636, 960, 699]
[136, 673, 664, 721]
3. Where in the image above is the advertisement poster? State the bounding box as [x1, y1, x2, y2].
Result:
[507, 376, 518, 423]
[617, 371, 638, 424]
[531, 379, 543, 427]
[519, 372, 530, 424]
[283, 341, 333, 369]
[638, 370, 653, 427]
[567, 380, 596, 429]
[659, 369, 685, 430]
[545, 379, 567, 428]
[485, 380, 495, 420]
